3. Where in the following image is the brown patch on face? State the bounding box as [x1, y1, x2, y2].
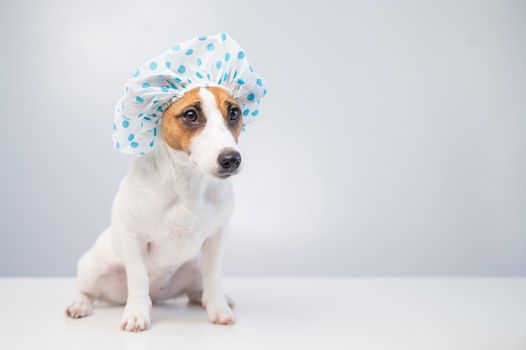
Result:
[207, 86, 243, 142]
[161, 88, 206, 154]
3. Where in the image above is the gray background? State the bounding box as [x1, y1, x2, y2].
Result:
[0, 0, 525, 276]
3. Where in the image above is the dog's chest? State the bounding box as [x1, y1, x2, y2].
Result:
[146, 185, 233, 268]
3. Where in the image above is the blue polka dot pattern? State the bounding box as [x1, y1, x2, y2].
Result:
[113, 32, 268, 155]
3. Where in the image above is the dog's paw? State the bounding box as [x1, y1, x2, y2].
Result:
[120, 310, 151, 332]
[206, 302, 236, 325]
[65, 300, 93, 318]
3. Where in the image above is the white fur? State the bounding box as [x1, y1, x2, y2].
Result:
[190, 88, 240, 175]
[66, 88, 238, 331]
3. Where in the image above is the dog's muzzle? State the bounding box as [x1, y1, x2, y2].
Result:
[216, 149, 241, 178]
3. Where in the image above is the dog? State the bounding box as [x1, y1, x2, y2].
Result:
[66, 86, 243, 332]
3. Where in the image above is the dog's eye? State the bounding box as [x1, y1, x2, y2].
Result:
[182, 109, 198, 123]
[228, 106, 241, 122]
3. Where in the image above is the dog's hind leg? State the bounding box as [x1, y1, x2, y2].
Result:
[184, 273, 234, 308]
[66, 229, 123, 318]
[186, 284, 235, 308]
[65, 249, 99, 318]
[66, 292, 93, 318]
[185, 279, 204, 305]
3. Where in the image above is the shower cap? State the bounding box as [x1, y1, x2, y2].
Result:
[112, 32, 268, 155]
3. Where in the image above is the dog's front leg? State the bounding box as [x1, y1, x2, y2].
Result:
[119, 233, 152, 332]
[201, 227, 235, 325]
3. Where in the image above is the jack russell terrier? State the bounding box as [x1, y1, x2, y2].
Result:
[65, 33, 267, 332]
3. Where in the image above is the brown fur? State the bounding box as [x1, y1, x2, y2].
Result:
[207, 87, 243, 141]
[162, 88, 205, 154]
[162, 87, 242, 153]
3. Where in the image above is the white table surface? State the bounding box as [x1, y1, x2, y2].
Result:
[0, 277, 524, 350]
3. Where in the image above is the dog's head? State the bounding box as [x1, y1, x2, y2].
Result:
[161, 87, 243, 179]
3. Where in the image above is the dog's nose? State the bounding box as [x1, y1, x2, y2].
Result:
[217, 150, 242, 172]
